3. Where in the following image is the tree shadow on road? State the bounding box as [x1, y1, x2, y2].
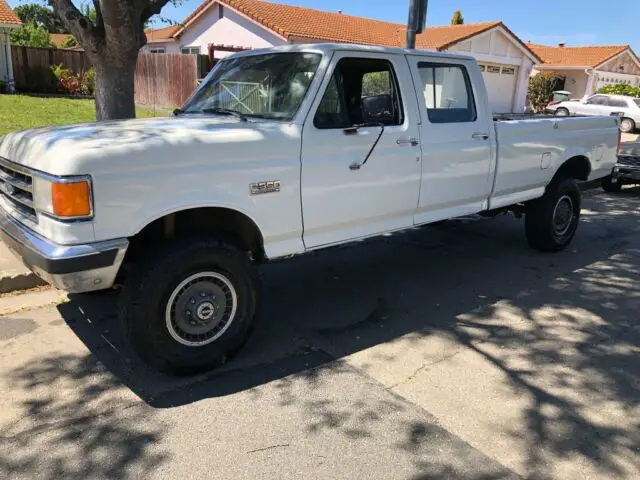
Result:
[49, 189, 640, 478]
[0, 352, 168, 479]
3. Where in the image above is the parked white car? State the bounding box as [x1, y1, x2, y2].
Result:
[0, 44, 620, 374]
[548, 93, 640, 133]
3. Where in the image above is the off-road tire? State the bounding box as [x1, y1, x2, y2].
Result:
[525, 177, 581, 252]
[119, 236, 259, 375]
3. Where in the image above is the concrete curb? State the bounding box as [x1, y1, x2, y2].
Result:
[0, 271, 47, 295]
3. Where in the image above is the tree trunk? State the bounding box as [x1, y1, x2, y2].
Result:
[94, 60, 136, 121]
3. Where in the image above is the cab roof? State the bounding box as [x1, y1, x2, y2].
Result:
[228, 42, 477, 63]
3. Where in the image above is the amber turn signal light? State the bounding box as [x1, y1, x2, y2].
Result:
[51, 181, 92, 218]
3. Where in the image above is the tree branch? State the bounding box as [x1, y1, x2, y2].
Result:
[93, 0, 104, 30]
[48, 0, 102, 55]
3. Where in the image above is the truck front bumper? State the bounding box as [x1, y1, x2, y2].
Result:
[612, 164, 640, 183]
[0, 207, 128, 293]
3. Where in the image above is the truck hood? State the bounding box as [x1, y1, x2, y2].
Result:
[0, 116, 298, 176]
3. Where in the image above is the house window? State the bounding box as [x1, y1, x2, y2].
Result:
[181, 47, 200, 55]
[486, 65, 501, 74]
[478, 65, 486, 72]
[149, 47, 165, 54]
[501, 67, 515, 75]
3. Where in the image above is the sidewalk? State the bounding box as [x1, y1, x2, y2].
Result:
[0, 241, 46, 294]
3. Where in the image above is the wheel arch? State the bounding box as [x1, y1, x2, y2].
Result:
[553, 155, 591, 183]
[126, 206, 266, 264]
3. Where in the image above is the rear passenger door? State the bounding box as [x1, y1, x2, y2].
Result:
[406, 57, 494, 224]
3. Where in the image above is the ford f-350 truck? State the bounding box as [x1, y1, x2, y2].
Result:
[0, 44, 619, 374]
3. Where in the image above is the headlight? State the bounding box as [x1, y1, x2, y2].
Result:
[32, 175, 93, 219]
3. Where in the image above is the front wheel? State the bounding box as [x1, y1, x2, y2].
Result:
[525, 178, 581, 252]
[119, 237, 259, 375]
[554, 108, 570, 117]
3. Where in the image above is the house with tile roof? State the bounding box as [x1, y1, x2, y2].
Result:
[0, 0, 22, 92]
[144, 0, 541, 113]
[529, 43, 640, 99]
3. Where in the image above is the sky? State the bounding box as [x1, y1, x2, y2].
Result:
[8, 0, 640, 52]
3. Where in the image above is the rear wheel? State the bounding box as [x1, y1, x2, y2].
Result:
[602, 175, 623, 193]
[554, 107, 570, 117]
[119, 236, 259, 375]
[619, 118, 636, 133]
[525, 177, 581, 252]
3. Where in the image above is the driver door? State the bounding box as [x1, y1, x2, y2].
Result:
[301, 53, 422, 249]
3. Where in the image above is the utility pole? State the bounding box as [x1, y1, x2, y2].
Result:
[406, 0, 428, 49]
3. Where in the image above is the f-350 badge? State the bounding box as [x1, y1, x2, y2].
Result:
[250, 180, 281, 195]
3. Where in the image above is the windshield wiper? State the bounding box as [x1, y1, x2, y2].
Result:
[201, 107, 248, 121]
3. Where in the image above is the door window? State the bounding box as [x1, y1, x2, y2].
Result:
[417, 63, 477, 123]
[605, 98, 628, 108]
[586, 95, 607, 105]
[314, 58, 403, 129]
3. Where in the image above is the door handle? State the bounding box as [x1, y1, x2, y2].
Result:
[472, 133, 489, 140]
[396, 138, 420, 146]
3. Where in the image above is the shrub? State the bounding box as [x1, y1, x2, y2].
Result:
[60, 36, 78, 49]
[49, 64, 84, 95]
[527, 73, 560, 113]
[597, 83, 640, 97]
[10, 24, 53, 48]
[60, 74, 83, 94]
[82, 68, 96, 96]
[51, 63, 70, 83]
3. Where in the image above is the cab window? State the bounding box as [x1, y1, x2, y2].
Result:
[417, 63, 477, 123]
[314, 58, 404, 129]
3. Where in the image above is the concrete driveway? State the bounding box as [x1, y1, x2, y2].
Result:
[1, 188, 639, 479]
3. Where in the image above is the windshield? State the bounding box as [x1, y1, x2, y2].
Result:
[634, 99, 640, 108]
[181, 52, 322, 120]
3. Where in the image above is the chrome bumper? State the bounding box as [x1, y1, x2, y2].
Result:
[0, 207, 128, 293]
[612, 163, 640, 183]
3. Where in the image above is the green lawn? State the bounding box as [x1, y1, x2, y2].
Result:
[0, 95, 168, 136]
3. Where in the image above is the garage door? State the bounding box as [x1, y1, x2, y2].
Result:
[480, 64, 518, 113]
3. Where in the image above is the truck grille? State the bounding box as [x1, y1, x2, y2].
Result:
[0, 157, 37, 222]
[618, 155, 640, 168]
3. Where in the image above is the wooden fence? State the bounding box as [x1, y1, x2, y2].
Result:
[11, 46, 91, 92]
[135, 53, 212, 108]
[11, 46, 212, 107]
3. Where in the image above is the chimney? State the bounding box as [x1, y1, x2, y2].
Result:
[337, 10, 343, 14]
[558, 42, 565, 47]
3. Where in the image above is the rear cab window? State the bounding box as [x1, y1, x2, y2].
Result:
[415, 62, 477, 123]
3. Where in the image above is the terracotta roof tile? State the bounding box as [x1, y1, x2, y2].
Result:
[50, 33, 74, 48]
[529, 43, 629, 68]
[175, 0, 515, 53]
[145, 25, 180, 43]
[0, 0, 22, 25]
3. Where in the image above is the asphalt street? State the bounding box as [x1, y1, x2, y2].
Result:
[1, 187, 639, 479]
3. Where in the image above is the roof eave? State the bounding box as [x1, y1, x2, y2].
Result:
[593, 46, 637, 70]
[535, 64, 592, 70]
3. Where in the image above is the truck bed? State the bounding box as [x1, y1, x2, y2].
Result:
[488, 114, 619, 209]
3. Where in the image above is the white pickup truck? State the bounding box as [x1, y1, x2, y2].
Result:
[0, 44, 619, 374]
